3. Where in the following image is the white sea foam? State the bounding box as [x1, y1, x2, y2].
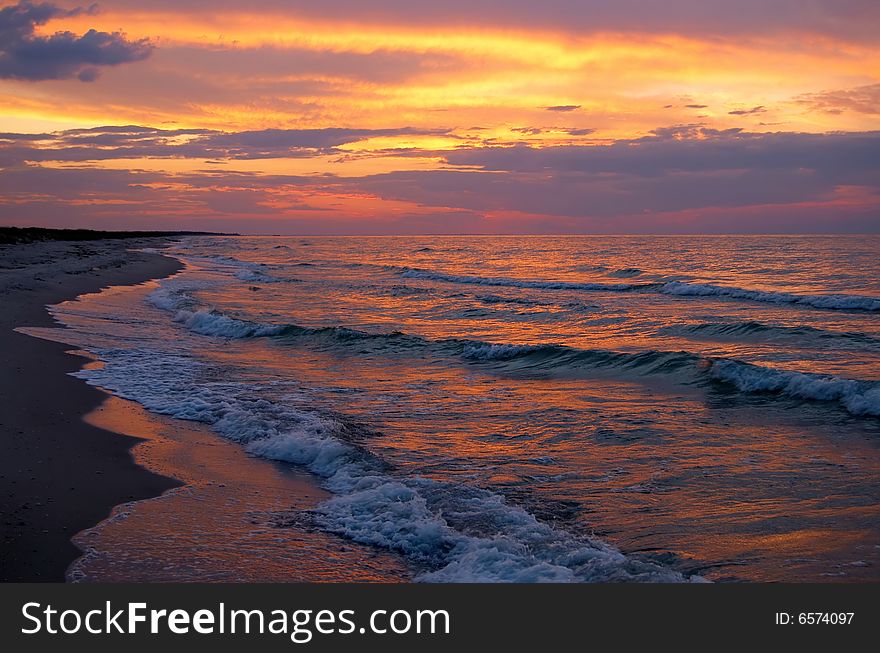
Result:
[234, 268, 284, 283]
[107, 266, 879, 578]
[82, 273, 696, 582]
[146, 285, 191, 311]
[710, 359, 880, 416]
[71, 341, 692, 583]
[311, 477, 687, 583]
[147, 279, 880, 420]
[174, 310, 285, 338]
[147, 283, 283, 338]
[400, 267, 880, 312]
[46, 234, 880, 584]
[662, 281, 880, 312]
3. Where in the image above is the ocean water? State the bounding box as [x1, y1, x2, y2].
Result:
[45, 235, 880, 581]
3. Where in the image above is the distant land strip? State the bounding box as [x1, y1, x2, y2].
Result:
[0, 227, 235, 245]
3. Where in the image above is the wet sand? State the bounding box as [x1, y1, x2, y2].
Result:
[0, 239, 183, 581]
[2, 239, 410, 582]
[71, 391, 410, 582]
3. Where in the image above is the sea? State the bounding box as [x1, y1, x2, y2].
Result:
[36, 235, 880, 582]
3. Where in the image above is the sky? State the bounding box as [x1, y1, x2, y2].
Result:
[0, 0, 878, 234]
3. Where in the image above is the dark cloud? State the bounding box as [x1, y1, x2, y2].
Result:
[2, 126, 878, 233]
[442, 129, 880, 180]
[0, 124, 450, 164]
[98, 1, 880, 43]
[564, 128, 595, 136]
[543, 105, 581, 112]
[509, 126, 595, 138]
[59, 125, 212, 146]
[200, 127, 444, 158]
[685, 104, 708, 109]
[649, 124, 743, 139]
[0, 131, 50, 140]
[728, 105, 766, 116]
[312, 129, 879, 227]
[346, 167, 827, 219]
[5, 124, 879, 184]
[796, 83, 880, 115]
[0, 1, 152, 81]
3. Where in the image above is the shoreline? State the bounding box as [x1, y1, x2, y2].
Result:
[0, 239, 184, 581]
[69, 391, 410, 582]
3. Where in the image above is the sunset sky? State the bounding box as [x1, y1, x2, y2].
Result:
[1, 0, 878, 233]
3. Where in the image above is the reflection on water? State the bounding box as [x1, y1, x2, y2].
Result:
[71, 394, 409, 582]
[43, 235, 880, 581]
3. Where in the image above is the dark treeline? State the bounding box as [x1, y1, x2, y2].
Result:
[0, 227, 235, 245]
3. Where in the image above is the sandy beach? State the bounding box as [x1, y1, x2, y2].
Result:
[0, 239, 183, 581]
[1, 236, 412, 583]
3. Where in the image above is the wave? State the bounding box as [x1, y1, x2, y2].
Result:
[72, 347, 691, 583]
[149, 285, 696, 373]
[147, 284, 194, 312]
[369, 283, 433, 298]
[396, 266, 880, 312]
[661, 281, 880, 312]
[608, 268, 643, 278]
[148, 285, 285, 338]
[662, 321, 880, 348]
[460, 340, 880, 418]
[176, 252, 297, 284]
[710, 359, 880, 417]
[174, 310, 285, 338]
[189, 254, 263, 268]
[148, 284, 880, 419]
[472, 294, 541, 307]
[400, 267, 654, 292]
[234, 268, 288, 284]
[470, 293, 599, 313]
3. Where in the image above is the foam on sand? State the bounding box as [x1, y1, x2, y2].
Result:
[71, 344, 696, 583]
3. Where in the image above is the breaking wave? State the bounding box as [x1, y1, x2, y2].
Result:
[148, 284, 880, 419]
[234, 268, 287, 284]
[71, 347, 692, 583]
[661, 281, 880, 312]
[392, 266, 880, 313]
[709, 359, 880, 417]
